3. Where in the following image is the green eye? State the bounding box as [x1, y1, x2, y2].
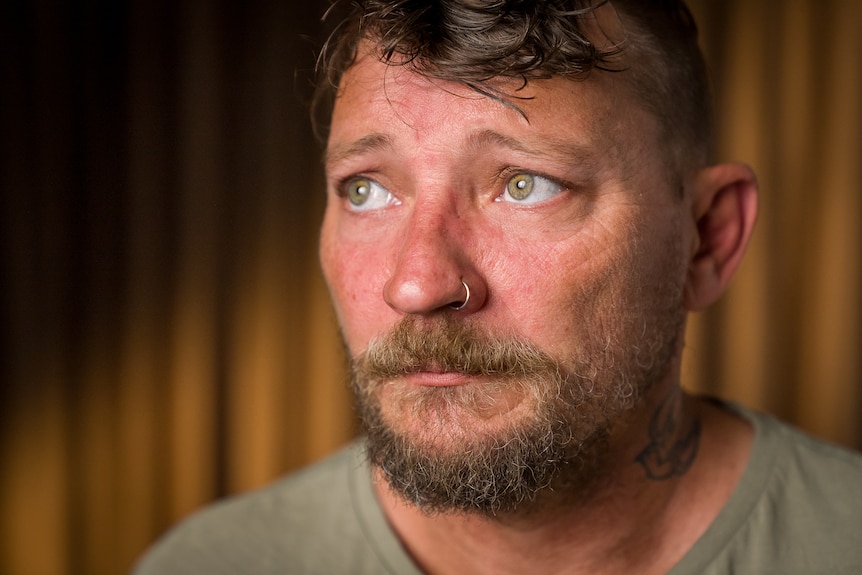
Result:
[342, 177, 399, 212]
[507, 174, 534, 200]
[499, 172, 563, 205]
[348, 179, 372, 206]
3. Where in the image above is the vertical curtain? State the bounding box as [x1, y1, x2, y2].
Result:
[1, 1, 859, 574]
[685, 0, 862, 446]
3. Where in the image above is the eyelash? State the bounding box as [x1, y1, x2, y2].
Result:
[496, 167, 569, 190]
[494, 167, 577, 207]
[331, 169, 573, 202]
[333, 177, 352, 198]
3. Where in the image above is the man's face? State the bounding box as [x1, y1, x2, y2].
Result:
[320, 51, 692, 513]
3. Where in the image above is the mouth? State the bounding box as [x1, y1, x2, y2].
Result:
[400, 369, 475, 387]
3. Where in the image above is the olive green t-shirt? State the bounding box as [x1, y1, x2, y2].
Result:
[133, 404, 862, 574]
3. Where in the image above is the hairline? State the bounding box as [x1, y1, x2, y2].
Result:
[314, 1, 712, 190]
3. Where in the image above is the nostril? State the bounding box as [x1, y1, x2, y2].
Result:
[383, 273, 483, 315]
[449, 280, 470, 311]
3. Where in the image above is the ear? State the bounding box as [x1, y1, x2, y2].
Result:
[684, 162, 759, 311]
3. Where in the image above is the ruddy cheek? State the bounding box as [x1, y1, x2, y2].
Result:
[336, 262, 393, 347]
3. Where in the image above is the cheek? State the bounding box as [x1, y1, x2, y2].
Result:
[479, 240, 601, 344]
[320, 221, 393, 353]
[515, 259, 618, 355]
[485, 219, 648, 360]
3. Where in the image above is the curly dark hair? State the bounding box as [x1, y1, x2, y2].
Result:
[313, 0, 712, 179]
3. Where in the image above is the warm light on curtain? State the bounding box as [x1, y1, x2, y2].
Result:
[1, 1, 859, 574]
[684, 0, 862, 446]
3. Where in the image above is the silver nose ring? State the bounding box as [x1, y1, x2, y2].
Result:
[449, 280, 470, 311]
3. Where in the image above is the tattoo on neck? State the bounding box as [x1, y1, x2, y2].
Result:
[635, 391, 701, 480]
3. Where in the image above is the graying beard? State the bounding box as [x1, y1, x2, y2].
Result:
[352, 333, 627, 516]
[351, 280, 682, 516]
[358, 374, 610, 515]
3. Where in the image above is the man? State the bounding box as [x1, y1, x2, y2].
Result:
[135, 1, 862, 573]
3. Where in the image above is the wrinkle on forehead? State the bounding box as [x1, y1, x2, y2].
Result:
[329, 50, 662, 187]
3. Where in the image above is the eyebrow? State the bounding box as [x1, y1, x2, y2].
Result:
[324, 128, 602, 174]
[324, 133, 393, 172]
[466, 129, 601, 172]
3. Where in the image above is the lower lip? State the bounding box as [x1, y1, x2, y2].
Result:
[402, 371, 474, 387]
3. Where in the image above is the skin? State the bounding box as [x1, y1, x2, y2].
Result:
[320, 48, 760, 574]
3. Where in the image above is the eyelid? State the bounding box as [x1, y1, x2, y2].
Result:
[332, 173, 373, 200]
[496, 167, 569, 188]
[495, 168, 569, 205]
[328, 157, 382, 191]
[337, 174, 400, 212]
[333, 174, 359, 197]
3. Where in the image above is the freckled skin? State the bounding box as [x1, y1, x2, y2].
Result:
[320, 52, 692, 411]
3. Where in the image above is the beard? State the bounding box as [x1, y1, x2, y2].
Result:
[350, 294, 683, 516]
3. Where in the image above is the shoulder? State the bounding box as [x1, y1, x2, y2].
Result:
[740, 409, 862, 572]
[132, 440, 393, 575]
[746, 406, 862, 502]
[752, 408, 862, 528]
[680, 404, 862, 575]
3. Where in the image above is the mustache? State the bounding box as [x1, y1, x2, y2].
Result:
[354, 316, 563, 381]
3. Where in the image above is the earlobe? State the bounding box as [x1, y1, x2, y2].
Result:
[684, 163, 759, 311]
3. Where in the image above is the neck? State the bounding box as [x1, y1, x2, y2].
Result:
[375, 389, 751, 575]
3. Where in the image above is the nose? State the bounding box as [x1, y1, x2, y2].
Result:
[383, 205, 486, 315]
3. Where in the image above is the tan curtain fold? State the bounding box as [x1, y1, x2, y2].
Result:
[685, 0, 862, 446]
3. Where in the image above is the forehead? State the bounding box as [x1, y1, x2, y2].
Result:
[326, 51, 661, 177]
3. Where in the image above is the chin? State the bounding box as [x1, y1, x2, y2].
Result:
[356, 373, 620, 515]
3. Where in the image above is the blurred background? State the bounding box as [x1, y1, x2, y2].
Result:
[1, 0, 859, 573]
